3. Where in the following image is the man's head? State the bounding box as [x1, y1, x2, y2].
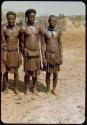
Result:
[6, 11, 16, 26]
[25, 9, 36, 24]
[48, 15, 57, 29]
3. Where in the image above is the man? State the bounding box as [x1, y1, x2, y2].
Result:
[20, 9, 43, 95]
[2, 11, 22, 95]
[42, 15, 63, 95]
[1, 25, 6, 81]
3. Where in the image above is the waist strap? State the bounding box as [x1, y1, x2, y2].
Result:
[7, 48, 18, 52]
[46, 49, 57, 54]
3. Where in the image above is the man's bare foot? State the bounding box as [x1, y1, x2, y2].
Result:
[32, 88, 38, 96]
[24, 89, 30, 95]
[46, 89, 51, 94]
[14, 89, 19, 95]
[2, 85, 5, 91]
[3, 89, 8, 94]
[51, 90, 56, 95]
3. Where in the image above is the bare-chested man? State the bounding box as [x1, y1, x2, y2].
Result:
[1, 25, 6, 80]
[20, 9, 43, 95]
[42, 15, 63, 95]
[2, 11, 22, 95]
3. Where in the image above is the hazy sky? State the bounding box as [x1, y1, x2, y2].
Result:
[2, 1, 85, 16]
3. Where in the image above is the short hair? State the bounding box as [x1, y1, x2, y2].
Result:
[6, 11, 16, 18]
[48, 15, 56, 21]
[25, 9, 36, 16]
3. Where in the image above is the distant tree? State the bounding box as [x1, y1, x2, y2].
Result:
[19, 20, 23, 26]
[2, 13, 7, 24]
[75, 16, 82, 27]
[58, 13, 66, 19]
[16, 12, 24, 17]
[57, 13, 66, 31]
[16, 12, 25, 24]
[37, 16, 48, 29]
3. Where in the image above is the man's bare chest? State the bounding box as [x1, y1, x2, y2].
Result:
[45, 30, 58, 39]
[25, 26, 39, 35]
[5, 28, 19, 37]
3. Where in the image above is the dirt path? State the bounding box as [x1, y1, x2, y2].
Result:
[1, 31, 85, 124]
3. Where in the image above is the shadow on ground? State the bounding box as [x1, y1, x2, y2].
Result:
[1, 79, 47, 93]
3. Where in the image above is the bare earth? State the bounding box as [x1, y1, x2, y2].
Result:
[1, 28, 85, 124]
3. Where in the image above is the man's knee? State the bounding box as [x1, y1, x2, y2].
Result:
[14, 71, 19, 77]
[25, 71, 29, 76]
[53, 73, 58, 79]
[46, 72, 51, 80]
[32, 76, 37, 81]
[46, 72, 51, 76]
[3, 71, 8, 77]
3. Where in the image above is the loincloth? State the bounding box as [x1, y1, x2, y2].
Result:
[6, 50, 22, 69]
[24, 55, 41, 77]
[45, 50, 61, 65]
[43, 64, 60, 73]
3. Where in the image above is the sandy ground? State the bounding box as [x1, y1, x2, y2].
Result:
[1, 29, 85, 124]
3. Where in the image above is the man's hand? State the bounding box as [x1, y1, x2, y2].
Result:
[60, 58, 63, 65]
[3, 46, 7, 51]
[3, 52, 7, 63]
[43, 57, 47, 66]
[20, 48, 24, 57]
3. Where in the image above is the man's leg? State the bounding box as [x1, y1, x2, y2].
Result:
[24, 71, 30, 94]
[46, 72, 51, 93]
[32, 76, 38, 94]
[52, 73, 58, 95]
[14, 71, 19, 95]
[0, 73, 2, 80]
[3, 71, 8, 94]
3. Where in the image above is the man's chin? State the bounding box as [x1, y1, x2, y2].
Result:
[30, 22, 34, 25]
[50, 26, 55, 29]
[9, 24, 15, 27]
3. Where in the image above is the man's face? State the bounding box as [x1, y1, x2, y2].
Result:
[7, 15, 16, 26]
[27, 13, 35, 24]
[49, 17, 57, 28]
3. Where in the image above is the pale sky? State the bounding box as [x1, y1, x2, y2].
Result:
[1, 1, 85, 16]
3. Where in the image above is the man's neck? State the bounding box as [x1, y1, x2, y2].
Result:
[7, 24, 15, 29]
[26, 21, 35, 26]
[48, 26, 55, 31]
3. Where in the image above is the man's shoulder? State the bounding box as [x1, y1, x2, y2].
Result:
[35, 23, 41, 29]
[44, 27, 49, 34]
[15, 25, 21, 31]
[3, 25, 7, 32]
[20, 24, 26, 32]
[35, 23, 44, 33]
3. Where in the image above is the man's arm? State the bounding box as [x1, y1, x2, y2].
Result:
[58, 31, 63, 64]
[1, 26, 7, 62]
[19, 26, 25, 54]
[41, 29, 46, 58]
[1, 26, 7, 51]
[40, 27, 47, 64]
